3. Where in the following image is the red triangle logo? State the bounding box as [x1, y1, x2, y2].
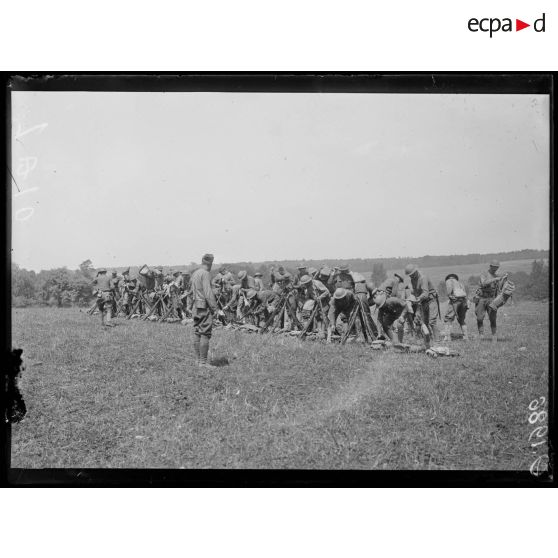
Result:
[516, 19, 530, 31]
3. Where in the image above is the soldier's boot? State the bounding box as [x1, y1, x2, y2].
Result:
[193, 334, 201, 364]
[199, 337, 216, 369]
[477, 320, 484, 337]
[105, 307, 115, 327]
[442, 323, 452, 342]
[397, 324, 405, 343]
[461, 325, 469, 341]
[431, 323, 440, 343]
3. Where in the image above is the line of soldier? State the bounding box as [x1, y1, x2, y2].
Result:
[92, 257, 512, 357]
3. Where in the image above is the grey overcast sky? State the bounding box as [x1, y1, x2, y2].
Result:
[11, 91, 549, 271]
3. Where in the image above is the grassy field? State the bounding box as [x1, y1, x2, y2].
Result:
[11, 300, 549, 470]
[371, 258, 541, 288]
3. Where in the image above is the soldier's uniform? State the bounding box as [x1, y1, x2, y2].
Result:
[406, 264, 440, 346]
[254, 272, 265, 292]
[246, 289, 279, 325]
[170, 271, 185, 319]
[300, 275, 330, 337]
[191, 254, 218, 368]
[354, 279, 379, 337]
[327, 288, 357, 341]
[271, 267, 292, 294]
[442, 273, 469, 341]
[373, 292, 408, 344]
[211, 267, 228, 293]
[475, 260, 505, 341]
[109, 271, 120, 315]
[238, 271, 256, 292]
[270, 267, 297, 330]
[379, 274, 404, 299]
[318, 267, 335, 295]
[332, 266, 355, 291]
[181, 271, 193, 316]
[92, 269, 115, 327]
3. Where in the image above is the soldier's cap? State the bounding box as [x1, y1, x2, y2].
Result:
[489, 259, 500, 268]
[338, 265, 350, 273]
[157, 266, 163, 271]
[307, 266, 318, 276]
[277, 265, 285, 272]
[445, 273, 459, 282]
[111, 270, 117, 275]
[333, 288, 348, 300]
[297, 265, 307, 270]
[319, 266, 332, 277]
[246, 289, 257, 300]
[404, 263, 418, 276]
[97, 268, 107, 273]
[202, 253, 214, 264]
[173, 270, 181, 277]
[130, 278, 137, 283]
[122, 268, 130, 275]
[394, 273, 404, 282]
[238, 270, 247, 280]
[300, 274, 312, 285]
[366, 282, 376, 293]
[219, 266, 226, 273]
[254, 271, 262, 277]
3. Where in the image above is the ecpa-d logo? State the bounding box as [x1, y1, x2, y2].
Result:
[468, 13, 546, 37]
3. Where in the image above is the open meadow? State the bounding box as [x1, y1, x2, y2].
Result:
[11, 301, 549, 470]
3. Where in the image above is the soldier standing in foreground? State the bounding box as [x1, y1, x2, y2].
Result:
[475, 259, 507, 343]
[442, 273, 469, 342]
[191, 254, 218, 369]
[92, 268, 115, 327]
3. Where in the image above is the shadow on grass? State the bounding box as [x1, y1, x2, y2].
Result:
[209, 356, 231, 367]
[479, 337, 513, 342]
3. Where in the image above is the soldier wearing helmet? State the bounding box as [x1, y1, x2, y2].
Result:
[326, 288, 357, 343]
[245, 287, 279, 326]
[404, 263, 440, 347]
[270, 265, 293, 294]
[475, 260, 507, 343]
[371, 289, 408, 344]
[331, 264, 355, 292]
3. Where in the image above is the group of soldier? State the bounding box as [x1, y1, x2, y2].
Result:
[91, 254, 514, 369]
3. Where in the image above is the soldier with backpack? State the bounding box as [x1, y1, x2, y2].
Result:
[442, 273, 469, 341]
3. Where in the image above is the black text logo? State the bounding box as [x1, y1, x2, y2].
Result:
[468, 13, 545, 37]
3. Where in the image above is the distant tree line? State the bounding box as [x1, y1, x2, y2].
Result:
[254, 248, 548, 274]
[12, 259, 95, 308]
